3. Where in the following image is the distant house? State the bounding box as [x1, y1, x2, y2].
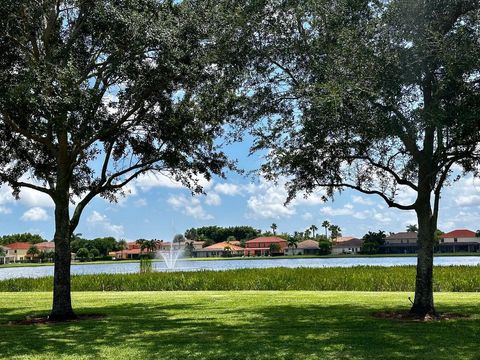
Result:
[382, 232, 418, 254]
[0, 245, 15, 264]
[194, 241, 244, 258]
[244, 236, 288, 256]
[332, 238, 363, 254]
[36, 241, 55, 252]
[285, 240, 320, 255]
[438, 229, 480, 252]
[110, 240, 170, 260]
[4, 242, 31, 262]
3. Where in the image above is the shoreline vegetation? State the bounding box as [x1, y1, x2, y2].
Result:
[1, 252, 480, 268]
[1, 266, 480, 292]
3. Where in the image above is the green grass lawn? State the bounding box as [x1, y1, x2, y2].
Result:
[1, 291, 480, 359]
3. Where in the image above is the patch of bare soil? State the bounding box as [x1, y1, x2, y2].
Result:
[372, 311, 469, 322]
[6, 314, 105, 326]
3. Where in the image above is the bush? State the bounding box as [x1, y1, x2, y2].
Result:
[76, 248, 90, 261]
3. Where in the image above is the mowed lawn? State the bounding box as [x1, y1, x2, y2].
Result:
[1, 291, 480, 359]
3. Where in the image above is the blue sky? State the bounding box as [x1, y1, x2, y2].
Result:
[0, 137, 479, 241]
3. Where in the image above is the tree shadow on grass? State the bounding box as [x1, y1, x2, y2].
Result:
[0, 300, 479, 359]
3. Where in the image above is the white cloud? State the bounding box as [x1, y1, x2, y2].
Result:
[21, 207, 49, 221]
[214, 183, 241, 196]
[134, 172, 212, 192]
[167, 194, 213, 220]
[320, 206, 354, 217]
[204, 192, 221, 206]
[302, 212, 313, 220]
[0, 206, 11, 214]
[135, 173, 184, 191]
[134, 198, 148, 207]
[245, 177, 327, 219]
[352, 195, 374, 206]
[455, 195, 480, 207]
[87, 211, 124, 238]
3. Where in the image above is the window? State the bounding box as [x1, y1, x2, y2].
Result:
[454, 238, 458, 242]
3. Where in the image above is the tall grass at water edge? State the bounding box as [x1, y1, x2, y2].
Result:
[1, 266, 480, 292]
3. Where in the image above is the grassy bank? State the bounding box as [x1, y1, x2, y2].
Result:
[1, 291, 480, 359]
[2, 266, 480, 292]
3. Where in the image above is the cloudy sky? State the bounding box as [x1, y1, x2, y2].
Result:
[0, 136, 479, 241]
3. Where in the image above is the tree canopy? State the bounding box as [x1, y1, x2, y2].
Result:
[0, 0, 249, 320]
[238, 0, 480, 316]
[0, 233, 46, 245]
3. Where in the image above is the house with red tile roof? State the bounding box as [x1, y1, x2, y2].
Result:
[244, 236, 287, 256]
[194, 241, 244, 258]
[0, 245, 15, 264]
[438, 229, 480, 252]
[3, 242, 31, 262]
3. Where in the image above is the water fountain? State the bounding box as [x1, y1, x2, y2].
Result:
[156, 241, 184, 270]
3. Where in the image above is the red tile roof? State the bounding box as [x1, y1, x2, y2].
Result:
[333, 238, 363, 247]
[246, 236, 287, 244]
[441, 229, 477, 238]
[297, 240, 320, 249]
[5, 242, 32, 250]
[202, 241, 244, 251]
[36, 242, 55, 250]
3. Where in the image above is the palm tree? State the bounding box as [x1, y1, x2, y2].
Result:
[185, 241, 195, 257]
[287, 237, 298, 250]
[0, 247, 6, 264]
[27, 245, 40, 261]
[304, 229, 311, 239]
[328, 225, 342, 240]
[322, 221, 330, 237]
[310, 225, 318, 238]
[406, 224, 418, 232]
[270, 223, 278, 235]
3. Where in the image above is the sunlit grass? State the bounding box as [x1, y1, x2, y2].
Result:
[1, 291, 480, 359]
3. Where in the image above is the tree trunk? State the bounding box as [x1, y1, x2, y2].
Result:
[49, 191, 76, 321]
[410, 196, 436, 317]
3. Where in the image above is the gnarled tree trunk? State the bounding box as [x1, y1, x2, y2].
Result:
[410, 183, 437, 317]
[49, 189, 76, 321]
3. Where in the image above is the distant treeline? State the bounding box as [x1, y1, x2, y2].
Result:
[184, 226, 261, 244]
[0, 233, 46, 245]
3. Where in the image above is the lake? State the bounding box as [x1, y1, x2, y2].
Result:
[1, 256, 480, 280]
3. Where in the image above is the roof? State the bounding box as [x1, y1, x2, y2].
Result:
[441, 229, 477, 238]
[334, 236, 355, 243]
[333, 238, 363, 248]
[36, 242, 55, 250]
[246, 236, 287, 244]
[297, 240, 320, 249]
[386, 232, 418, 240]
[5, 242, 32, 250]
[201, 241, 244, 251]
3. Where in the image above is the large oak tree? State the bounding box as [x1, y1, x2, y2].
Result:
[0, 0, 247, 320]
[241, 0, 480, 316]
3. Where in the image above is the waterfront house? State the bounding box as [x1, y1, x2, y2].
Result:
[438, 229, 480, 252]
[382, 232, 418, 254]
[285, 239, 321, 255]
[332, 238, 363, 254]
[194, 241, 244, 258]
[244, 236, 288, 256]
[4, 242, 31, 262]
[0, 245, 15, 264]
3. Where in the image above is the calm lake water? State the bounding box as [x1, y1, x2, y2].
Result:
[1, 256, 480, 280]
